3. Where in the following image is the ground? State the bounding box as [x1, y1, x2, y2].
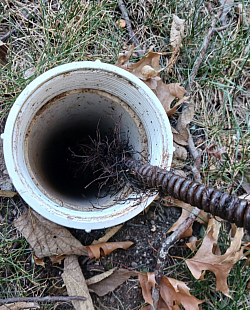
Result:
[0, 0, 250, 309]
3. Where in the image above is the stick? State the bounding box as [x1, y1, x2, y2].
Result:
[117, 0, 144, 57]
[0, 296, 86, 304]
[188, 131, 202, 183]
[151, 208, 200, 309]
[186, 10, 223, 92]
[150, 6, 225, 309]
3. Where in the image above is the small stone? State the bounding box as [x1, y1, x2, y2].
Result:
[131, 262, 137, 268]
[0, 180, 13, 191]
[150, 220, 155, 225]
[151, 225, 156, 232]
[140, 221, 144, 225]
[143, 252, 146, 257]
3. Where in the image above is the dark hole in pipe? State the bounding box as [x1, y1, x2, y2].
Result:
[40, 122, 112, 201]
[39, 117, 137, 203]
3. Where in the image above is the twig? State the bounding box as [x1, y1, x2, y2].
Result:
[151, 208, 200, 309]
[188, 131, 202, 183]
[150, 7, 224, 309]
[0, 296, 86, 304]
[186, 9, 223, 92]
[117, 0, 144, 57]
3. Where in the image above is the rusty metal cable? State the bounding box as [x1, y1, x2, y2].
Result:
[125, 157, 250, 231]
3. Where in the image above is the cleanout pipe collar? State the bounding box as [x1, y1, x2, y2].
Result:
[2, 60, 174, 232]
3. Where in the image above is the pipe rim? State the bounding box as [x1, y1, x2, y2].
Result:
[3, 61, 174, 230]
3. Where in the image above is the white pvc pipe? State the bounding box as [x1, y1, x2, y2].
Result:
[3, 60, 174, 231]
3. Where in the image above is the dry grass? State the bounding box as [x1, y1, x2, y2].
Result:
[0, 0, 250, 309]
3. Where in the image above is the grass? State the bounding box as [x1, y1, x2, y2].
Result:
[0, 0, 250, 309]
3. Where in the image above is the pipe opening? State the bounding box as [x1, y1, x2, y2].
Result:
[25, 88, 148, 210]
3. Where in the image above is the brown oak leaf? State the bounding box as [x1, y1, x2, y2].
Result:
[186, 218, 245, 297]
[14, 210, 88, 260]
[139, 273, 204, 309]
[164, 198, 208, 238]
[86, 241, 134, 259]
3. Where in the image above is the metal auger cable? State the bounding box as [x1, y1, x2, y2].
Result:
[124, 157, 250, 231]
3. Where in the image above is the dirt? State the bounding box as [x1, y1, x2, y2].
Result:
[0, 131, 197, 309]
[0, 118, 206, 309]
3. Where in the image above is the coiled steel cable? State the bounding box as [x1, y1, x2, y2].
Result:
[125, 157, 250, 231]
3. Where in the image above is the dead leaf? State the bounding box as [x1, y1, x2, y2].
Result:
[87, 268, 136, 296]
[116, 19, 126, 28]
[49, 254, 66, 264]
[14, 210, 88, 260]
[195, 210, 209, 224]
[160, 276, 204, 310]
[138, 273, 203, 309]
[173, 133, 189, 146]
[164, 198, 208, 239]
[176, 103, 194, 143]
[169, 15, 185, 67]
[0, 40, 8, 65]
[86, 241, 133, 259]
[115, 44, 135, 69]
[127, 51, 166, 80]
[115, 45, 187, 116]
[173, 142, 187, 161]
[166, 201, 194, 238]
[62, 255, 94, 310]
[92, 224, 123, 244]
[206, 143, 227, 160]
[0, 190, 17, 198]
[186, 236, 220, 256]
[186, 218, 245, 297]
[138, 272, 155, 306]
[155, 82, 187, 116]
[0, 302, 39, 310]
[186, 238, 202, 252]
[33, 252, 45, 266]
[86, 268, 116, 286]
